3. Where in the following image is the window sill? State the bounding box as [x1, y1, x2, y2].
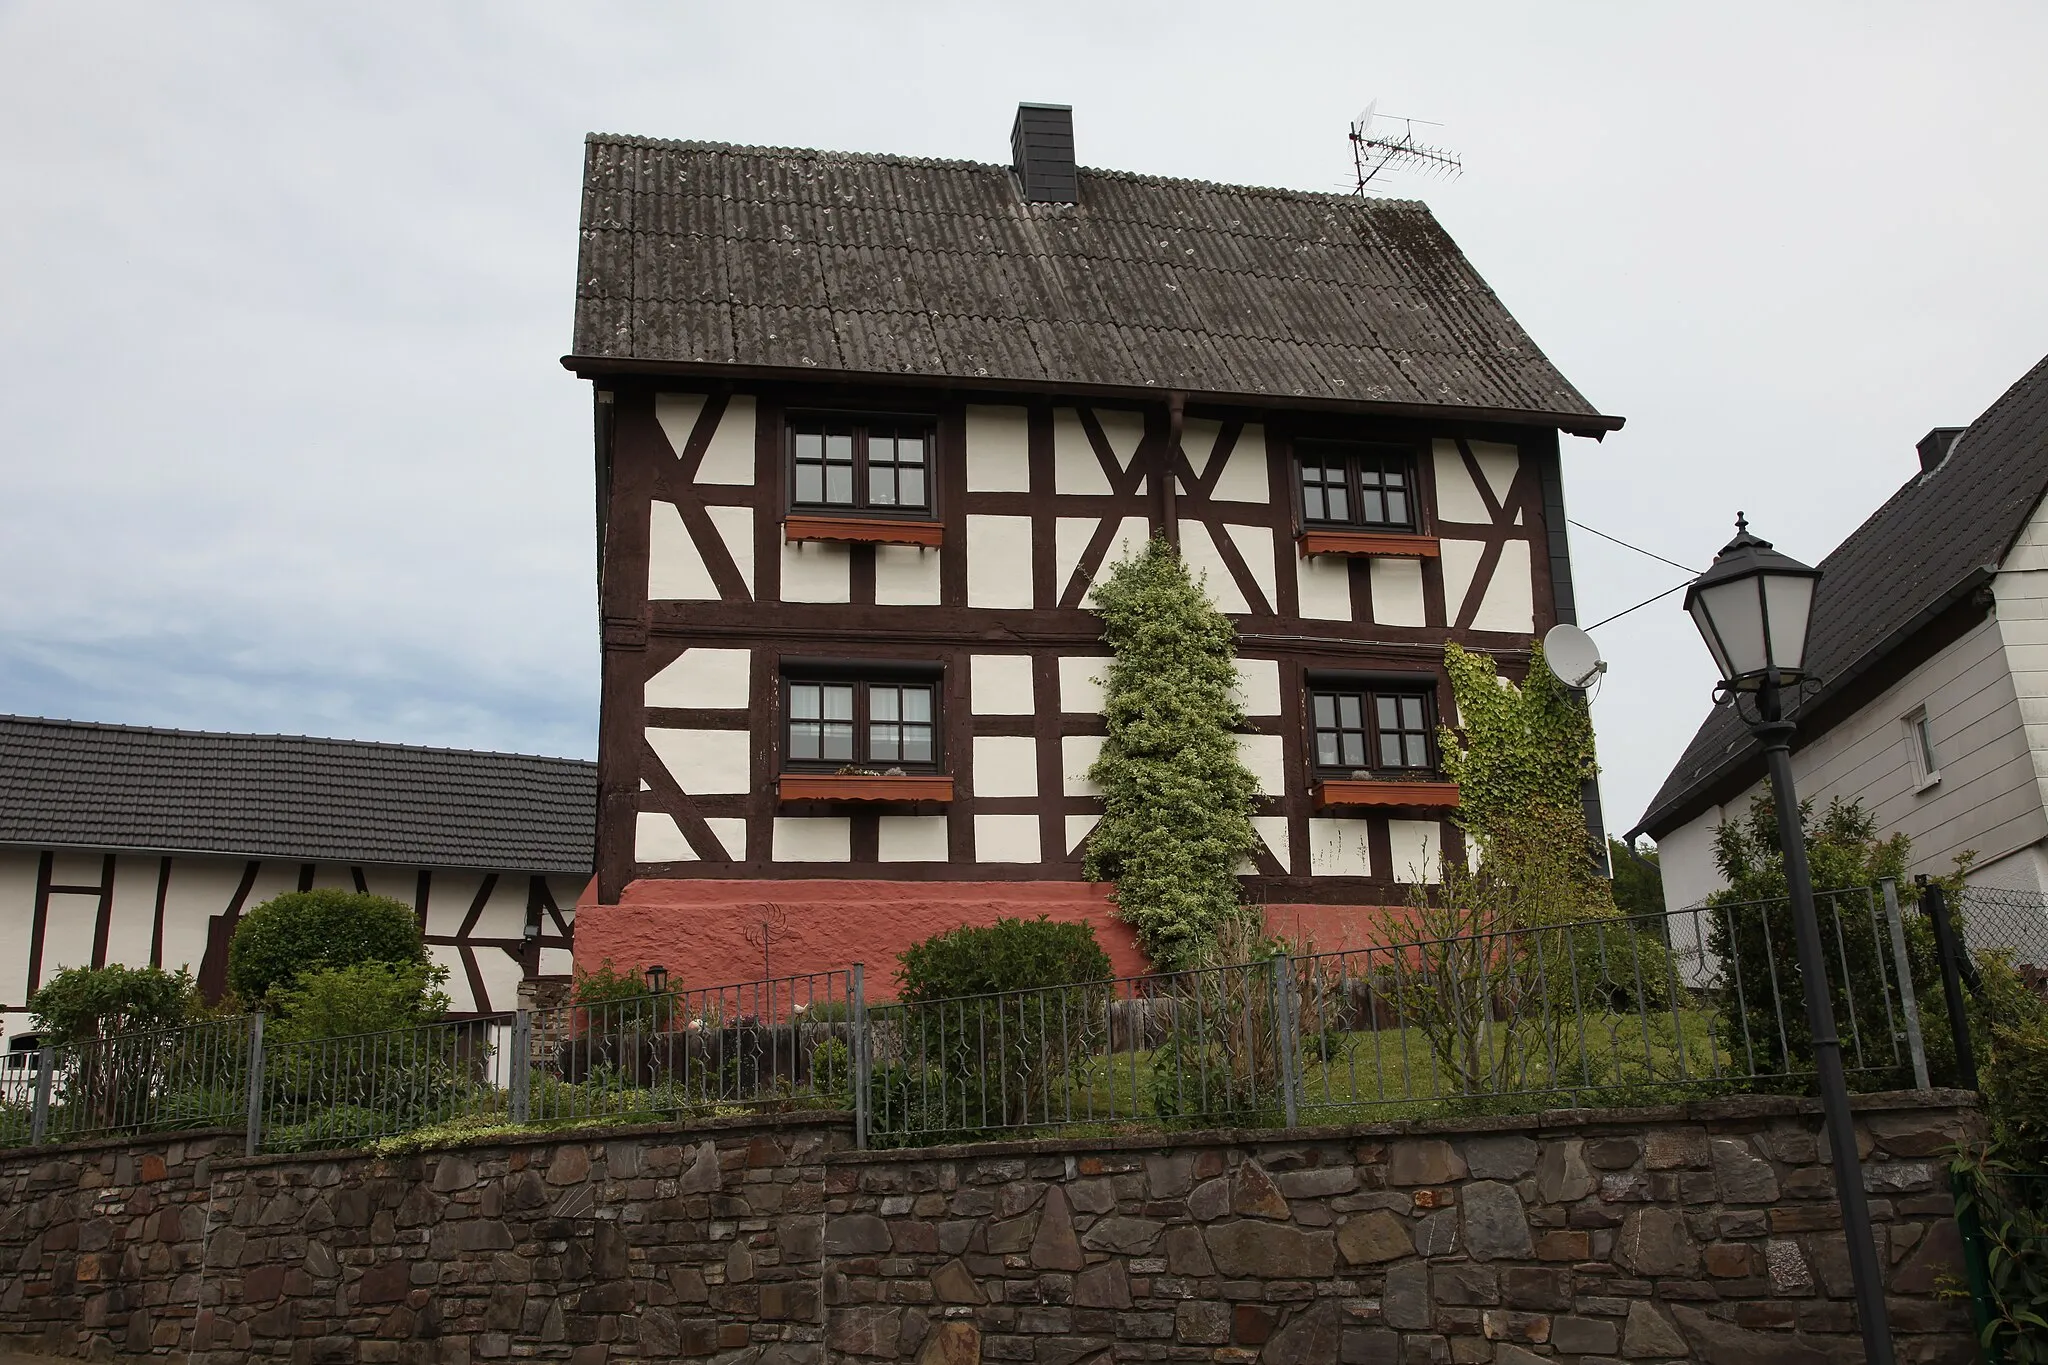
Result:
[785, 514, 944, 548]
[1298, 529, 1441, 558]
[1314, 777, 1460, 811]
[777, 773, 954, 804]
[1913, 772, 1941, 794]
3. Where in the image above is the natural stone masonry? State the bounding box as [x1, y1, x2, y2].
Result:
[0, 1092, 1981, 1365]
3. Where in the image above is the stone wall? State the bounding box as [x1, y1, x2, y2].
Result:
[0, 1092, 1982, 1365]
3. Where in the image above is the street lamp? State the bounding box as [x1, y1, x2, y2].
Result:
[644, 964, 669, 995]
[1684, 515, 1893, 1365]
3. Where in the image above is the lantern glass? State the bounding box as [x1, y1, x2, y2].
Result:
[1693, 574, 1769, 680]
[1763, 572, 1815, 676]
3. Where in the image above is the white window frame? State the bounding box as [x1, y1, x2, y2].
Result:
[1903, 706, 1940, 792]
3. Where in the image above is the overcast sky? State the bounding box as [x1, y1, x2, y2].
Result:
[3, 0, 2045, 838]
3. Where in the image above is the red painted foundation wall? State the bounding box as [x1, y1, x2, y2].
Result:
[573, 878, 1407, 994]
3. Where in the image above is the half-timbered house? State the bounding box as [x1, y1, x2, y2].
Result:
[567, 105, 1621, 983]
[0, 715, 593, 1038]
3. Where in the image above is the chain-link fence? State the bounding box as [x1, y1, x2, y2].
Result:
[1954, 884, 2048, 996]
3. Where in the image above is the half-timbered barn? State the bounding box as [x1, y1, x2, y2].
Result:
[566, 104, 1622, 984]
[0, 715, 594, 1036]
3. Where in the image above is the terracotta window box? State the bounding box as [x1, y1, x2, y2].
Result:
[777, 773, 954, 804]
[1298, 529, 1441, 559]
[784, 514, 945, 548]
[1314, 778, 1460, 811]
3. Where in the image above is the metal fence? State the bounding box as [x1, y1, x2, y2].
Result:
[0, 884, 1982, 1155]
[1954, 885, 2048, 992]
[860, 889, 1927, 1145]
[3, 969, 861, 1156]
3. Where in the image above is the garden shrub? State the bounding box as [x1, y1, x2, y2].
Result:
[228, 890, 426, 1003]
[267, 961, 451, 1042]
[890, 917, 1115, 1136]
[1082, 536, 1261, 968]
[570, 958, 675, 1031]
[28, 964, 196, 1044]
[1985, 1014, 2048, 1171]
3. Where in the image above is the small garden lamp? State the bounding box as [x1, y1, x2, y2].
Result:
[644, 964, 669, 994]
[1682, 513, 1821, 697]
[1683, 516, 1894, 1365]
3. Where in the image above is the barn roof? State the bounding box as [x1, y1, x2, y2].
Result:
[568, 134, 1619, 434]
[1633, 352, 2048, 842]
[0, 715, 596, 875]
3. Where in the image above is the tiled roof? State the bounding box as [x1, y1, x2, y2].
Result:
[0, 716, 597, 875]
[1634, 352, 2048, 840]
[570, 135, 1619, 433]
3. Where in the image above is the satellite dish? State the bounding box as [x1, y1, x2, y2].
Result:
[1543, 624, 1607, 690]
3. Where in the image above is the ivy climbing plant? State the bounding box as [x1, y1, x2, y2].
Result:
[1437, 640, 1599, 858]
[1083, 537, 1260, 969]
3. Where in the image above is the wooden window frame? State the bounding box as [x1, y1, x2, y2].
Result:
[786, 412, 937, 519]
[779, 670, 945, 775]
[1307, 685, 1440, 778]
[1294, 439, 1421, 533]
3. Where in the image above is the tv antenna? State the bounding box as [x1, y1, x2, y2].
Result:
[1350, 101, 1463, 195]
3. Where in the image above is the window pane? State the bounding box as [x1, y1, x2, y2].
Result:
[872, 687, 899, 722]
[1376, 696, 1399, 731]
[791, 684, 820, 720]
[825, 434, 853, 464]
[1381, 735, 1403, 768]
[822, 685, 853, 720]
[1404, 734, 1429, 768]
[1343, 733, 1367, 769]
[899, 467, 925, 508]
[791, 721, 820, 760]
[1316, 732, 1339, 767]
[795, 465, 823, 503]
[1400, 697, 1425, 729]
[869, 467, 896, 505]
[822, 722, 853, 761]
[1303, 485, 1326, 520]
[902, 728, 933, 764]
[1313, 695, 1336, 728]
[826, 464, 853, 503]
[1384, 466, 1405, 489]
[899, 437, 925, 465]
[870, 435, 895, 466]
[794, 432, 822, 462]
[1361, 489, 1386, 523]
[1326, 485, 1349, 521]
[1340, 695, 1363, 729]
[1386, 490, 1408, 525]
[902, 687, 932, 722]
[869, 726, 899, 761]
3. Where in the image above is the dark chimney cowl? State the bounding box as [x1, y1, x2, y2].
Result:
[1917, 426, 1965, 473]
[1012, 103, 1077, 204]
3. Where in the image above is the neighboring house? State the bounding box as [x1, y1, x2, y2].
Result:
[566, 104, 1621, 983]
[0, 716, 594, 1035]
[1633, 353, 2048, 929]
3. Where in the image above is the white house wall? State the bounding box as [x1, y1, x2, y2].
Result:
[0, 847, 585, 1039]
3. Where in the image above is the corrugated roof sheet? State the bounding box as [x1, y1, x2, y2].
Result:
[571, 135, 1617, 429]
[0, 716, 596, 875]
[1635, 352, 2048, 839]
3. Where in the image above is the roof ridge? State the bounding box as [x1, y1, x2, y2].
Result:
[583, 132, 1427, 211]
[0, 714, 595, 769]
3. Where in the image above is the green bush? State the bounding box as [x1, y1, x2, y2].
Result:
[29, 964, 196, 1044]
[889, 918, 1115, 1137]
[1081, 537, 1261, 968]
[571, 959, 675, 1030]
[228, 890, 426, 1003]
[1986, 1014, 2048, 1171]
[267, 961, 451, 1042]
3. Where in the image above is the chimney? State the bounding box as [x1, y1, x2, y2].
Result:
[1011, 103, 1077, 204]
[1917, 427, 1965, 473]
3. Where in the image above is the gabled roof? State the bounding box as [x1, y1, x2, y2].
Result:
[0, 715, 597, 875]
[1634, 352, 2048, 840]
[569, 134, 1619, 435]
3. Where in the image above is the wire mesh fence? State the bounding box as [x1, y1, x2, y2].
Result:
[1953, 885, 2048, 995]
[861, 889, 1925, 1146]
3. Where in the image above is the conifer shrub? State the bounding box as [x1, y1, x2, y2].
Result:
[1082, 537, 1260, 968]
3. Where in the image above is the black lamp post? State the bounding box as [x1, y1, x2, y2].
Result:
[644, 964, 669, 995]
[1683, 515, 1893, 1365]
